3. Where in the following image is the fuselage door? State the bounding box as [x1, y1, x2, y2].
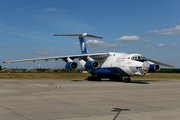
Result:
[117, 62, 122, 73]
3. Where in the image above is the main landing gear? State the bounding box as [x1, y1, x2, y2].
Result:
[110, 76, 131, 83]
[87, 75, 131, 83]
[123, 77, 131, 83]
[109, 76, 123, 82]
[87, 74, 101, 81]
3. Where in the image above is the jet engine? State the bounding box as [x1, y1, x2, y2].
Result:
[65, 62, 78, 70]
[149, 64, 160, 72]
[85, 60, 99, 69]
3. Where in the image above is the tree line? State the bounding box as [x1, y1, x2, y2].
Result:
[1, 64, 180, 73]
[149, 68, 180, 73]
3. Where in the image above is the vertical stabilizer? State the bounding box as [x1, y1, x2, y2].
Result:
[79, 36, 89, 54]
[54, 33, 103, 54]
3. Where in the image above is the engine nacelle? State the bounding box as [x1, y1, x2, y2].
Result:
[85, 61, 99, 69]
[149, 64, 160, 72]
[65, 62, 78, 70]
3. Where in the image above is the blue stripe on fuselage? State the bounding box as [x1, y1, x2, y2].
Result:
[88, 67, 129, 76]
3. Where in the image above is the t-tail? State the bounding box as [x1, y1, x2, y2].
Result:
[54, 33, 103, 54]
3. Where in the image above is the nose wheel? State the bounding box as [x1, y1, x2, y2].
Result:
[124, 77, 131, 83]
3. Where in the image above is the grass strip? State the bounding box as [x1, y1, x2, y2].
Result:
[0, 73, 180, 79]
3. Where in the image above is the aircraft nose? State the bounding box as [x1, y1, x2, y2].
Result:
[142, 61, 150, 71]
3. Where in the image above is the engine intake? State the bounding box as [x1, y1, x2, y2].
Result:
[85, 61, 99, 69]
[149, 64, 160, 72]
[65, 62, 78, 70]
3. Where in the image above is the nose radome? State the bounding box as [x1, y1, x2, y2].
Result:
[142, 61, 150, 70]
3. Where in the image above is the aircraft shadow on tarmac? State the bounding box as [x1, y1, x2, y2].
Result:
[111, 108, 131, 120]
[71, 80, 84, 82]
[71, 79, 165, 84]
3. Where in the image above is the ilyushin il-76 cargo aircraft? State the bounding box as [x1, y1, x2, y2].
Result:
[3, 33, 174, 82]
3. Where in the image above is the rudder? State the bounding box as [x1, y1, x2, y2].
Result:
[79, 36, 89, 54]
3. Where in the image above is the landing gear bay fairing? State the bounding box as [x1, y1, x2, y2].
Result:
[3, 33, 174, 82]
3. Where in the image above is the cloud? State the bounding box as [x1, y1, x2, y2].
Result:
[148, 25, 180, 35]
[87, 40, 104, 44]
[14, 5, 36, 13]
[159, 43, 179, 47]
[172, 43, 179, 45]
[3, 31, 62, 43]
[115, 36, 142, 41]
[159, 43, 165, 47]
[76, 40, 121, 48]
[144, 40, 150, 42]
[87, 40, 121, 48]
[35, 50, 58, 54]
[0, 23, 18, 31]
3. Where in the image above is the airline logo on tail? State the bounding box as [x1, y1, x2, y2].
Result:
[79, 37, 89, 54]
[82, 42, 85, 51]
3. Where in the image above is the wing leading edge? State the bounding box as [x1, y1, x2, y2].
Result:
[3, 53, 110, 64]
[147, 59, 174, 68]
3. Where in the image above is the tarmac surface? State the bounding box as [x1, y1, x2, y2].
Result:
[0, 79, 180, 120]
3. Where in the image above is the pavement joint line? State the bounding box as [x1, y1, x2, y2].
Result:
[0, 104, 31, 120]
[86, 94, 176, 115]
[50, 97, 108, 114]
[37, 93, 113, 116]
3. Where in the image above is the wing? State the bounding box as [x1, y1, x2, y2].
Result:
[147, 59, 174, 68]
[3, 53, 110, 64]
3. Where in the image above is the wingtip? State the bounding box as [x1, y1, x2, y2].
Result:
[54, 34, 57, 36]
[3, 61, 6, 63]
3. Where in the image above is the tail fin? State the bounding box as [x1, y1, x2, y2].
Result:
[79, 35, 89, 54]
[54, 33, 103, 54]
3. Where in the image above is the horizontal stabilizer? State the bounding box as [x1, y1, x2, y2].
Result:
[147, 59, 174, 68]
[54, 33, 103, 39]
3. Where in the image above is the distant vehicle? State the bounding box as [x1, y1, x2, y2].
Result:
[3, 33, 174, 82]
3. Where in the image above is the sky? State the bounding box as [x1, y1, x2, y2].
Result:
[1, 0, 180, 69]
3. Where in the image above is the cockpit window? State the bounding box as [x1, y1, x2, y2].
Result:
[131, 55, 147, 62]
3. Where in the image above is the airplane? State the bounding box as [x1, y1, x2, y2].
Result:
[3, 33, 174, 82]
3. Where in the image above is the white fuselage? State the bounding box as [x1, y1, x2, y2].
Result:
[79, 52, 150, 76]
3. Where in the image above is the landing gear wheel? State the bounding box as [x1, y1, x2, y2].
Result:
[109, 76, 123, 82]
[87, 76, 93, 80]
[109, 77, 116, 81]
[87, 76, 101, 81]
[124, 77, 131, 83]
[119, 77, 124, 82]
[94, 77, 101, 81]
